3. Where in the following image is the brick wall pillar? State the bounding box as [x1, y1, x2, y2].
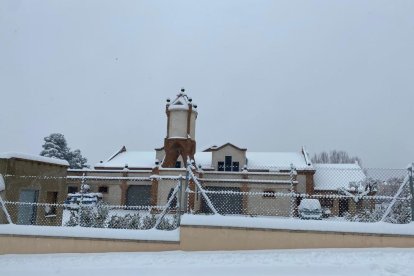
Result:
[193, 171, 203, 213]
[305, 171, 315, 195]
[151, 167, 159, 206]
[120, 170, 128, 205]
[242, 171, 250, 215]
[188, 179, 195, 212]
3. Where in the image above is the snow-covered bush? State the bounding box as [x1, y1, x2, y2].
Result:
[65, 203, 110, 228]
[382, 182, 412, 224]
[344, 208, 383, 223]
[65, 211, 79, 227]
[141, 214, 156, 230]
[107, 215, 128, 229]
[79, 206, 95, 227]
[383, 199, 411, 224]
[156, 217, 177, 230]
[108, 214, 141, 229]
[127, 214, 141, 229]
[65, 204, 178, 230]
[345, 199, 411, 224]
[93, 203, 110, 228]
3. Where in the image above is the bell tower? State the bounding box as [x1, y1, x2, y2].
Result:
[162, 88, 198, 168]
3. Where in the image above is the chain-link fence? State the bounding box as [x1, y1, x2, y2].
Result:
[186, 165, 414, 224]
[0, 164, 413, 232]
[3, 202, 179, 230]
[0, 174, 183, 231]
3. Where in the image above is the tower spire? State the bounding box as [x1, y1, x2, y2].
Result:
[162, 88, 198, 168]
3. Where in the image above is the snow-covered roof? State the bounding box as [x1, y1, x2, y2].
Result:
[0, 152, 69, 166]
[203, 143, 247, 152]
[194, 152, 212, 167]
[97, 150, 211, 169]
[95, 151, 156, 169]
[97, 147, 313, 171]
[313, 163, 366, 191]
[246, 152, 313, 170]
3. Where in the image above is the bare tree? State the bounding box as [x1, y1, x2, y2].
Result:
[311, 150, 362, 166]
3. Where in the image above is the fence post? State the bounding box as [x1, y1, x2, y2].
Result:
[0, 174, 12, 224]
[409, 163, 414, 222]
[79, 173, 86, 226]
[184, 164, 190, 213]
[289, 163, 296, 218]
[176, 175, 183, 226]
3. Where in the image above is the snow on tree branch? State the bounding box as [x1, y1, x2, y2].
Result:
[40, 133, 89, 169]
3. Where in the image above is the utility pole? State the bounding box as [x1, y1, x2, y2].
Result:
[289, 163, 296, 218]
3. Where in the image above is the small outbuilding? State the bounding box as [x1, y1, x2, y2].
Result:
[0, 153, 69, 225]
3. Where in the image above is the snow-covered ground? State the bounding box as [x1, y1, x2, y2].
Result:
[0, 249, 413, 276]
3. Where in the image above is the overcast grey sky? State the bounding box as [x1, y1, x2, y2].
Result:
[0, 0, 413, 168]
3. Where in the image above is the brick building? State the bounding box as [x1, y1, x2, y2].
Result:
[67, 89, 367, 217]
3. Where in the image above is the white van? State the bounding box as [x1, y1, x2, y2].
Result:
[298, 199, 322, 220]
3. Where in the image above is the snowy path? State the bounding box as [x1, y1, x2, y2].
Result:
[0, 249, 413, 276]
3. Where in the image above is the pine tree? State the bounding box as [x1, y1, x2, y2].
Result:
[40, 133, 89, 169]
[67, 149, 88, 169]
[40, 133, 68, 160]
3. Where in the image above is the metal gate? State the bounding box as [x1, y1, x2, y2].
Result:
[17, 189, 39, 225]
[202, 187, 242, 215]
[126, 185, 151, 207]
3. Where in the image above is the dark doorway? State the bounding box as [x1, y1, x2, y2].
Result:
[339, 199, 349, 217]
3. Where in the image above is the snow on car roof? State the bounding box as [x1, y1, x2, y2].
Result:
[299, 199, 321, 209]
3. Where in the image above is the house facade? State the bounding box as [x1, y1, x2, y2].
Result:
[67, 89, 367, 217]
[313, 163, 372, 216]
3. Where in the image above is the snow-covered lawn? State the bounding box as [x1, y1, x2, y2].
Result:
[0, 249, 413, 276]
